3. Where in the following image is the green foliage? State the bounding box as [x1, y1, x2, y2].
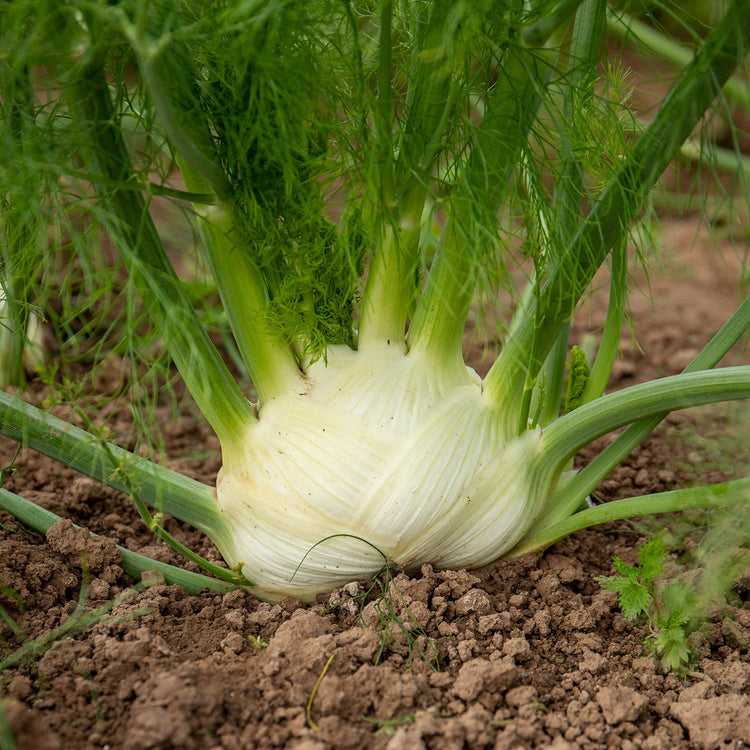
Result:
[597, 537, 699, 672]
[651, 581, 697, 671]
[599, 537, 667, 618]
[0, 0, 604, 374]
[3, 0, 746, 413]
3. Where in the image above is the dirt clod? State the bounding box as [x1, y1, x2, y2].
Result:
[670, 696, 750, 748]
[596, 686, 649, 724]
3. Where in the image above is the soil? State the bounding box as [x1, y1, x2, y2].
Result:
[0, 214, 748, 750]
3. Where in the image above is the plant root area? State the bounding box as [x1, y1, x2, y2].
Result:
[1, 218, 749, 749]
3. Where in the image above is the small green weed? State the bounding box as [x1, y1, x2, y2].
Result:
[248, 635, 268, 650]
[0, 585, 24, 653]
[365, 567, 441, 672]
[322, 564, 440, 672]
[361, 712, 417, 736]
[597, 537, 698, 672]
[302, 536, 441, 672]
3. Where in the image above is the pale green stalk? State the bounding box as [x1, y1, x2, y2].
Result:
[375, 0, 395, 208]
[359, 1, 459, 349]
[198, 204, 304, 399]
[0, 67, 37, 389]
[358, 211, 423, 351]
[129, 16, 304, 405]
[0, 391, 245, 583]
[406, 218, 478, 369]
[532, 0, 608, 428]
[0, 278, 28, 390]
[408, 43, 554, 368]
[0, 391, 223, 537]
[534, 293, 750, 532]
[539, 368, 750, 471]
[357, 2, 402, 347]
[512, 478, 750, 556]
[537, 324, 570, 426]
[178, 161, 303, 403]
[580, 234, 627, 404]
[517, 368, 750, 551]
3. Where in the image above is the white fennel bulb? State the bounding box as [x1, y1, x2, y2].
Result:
[214, 344, 555, 601]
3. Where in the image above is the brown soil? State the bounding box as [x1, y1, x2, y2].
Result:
[1, 215, 749, 750]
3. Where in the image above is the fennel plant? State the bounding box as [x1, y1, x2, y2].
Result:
[0, 0, 749, 601]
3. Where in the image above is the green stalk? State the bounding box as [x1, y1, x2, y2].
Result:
[357, 1, 402, 348]
[524, 0, 586, 47]
[129, 17, 300, 405]
[1, 67, 37, 390]
[0, 488, 236, 594]
[484, 0, 750, 415]
[537, 293, 750, 528]
[128, 16, 303, 404]
[395, 2, 459, 193]
[607, 8, 750, 112]
[0, 391, 223, 537]
[580, 234, 627, 404]
[551, 0, 606, 240]
[375, 0, 395, 208]
[178, 160, 303, 402]
[66, 57, 255, 449]
[199, 205, 303, 398]
[408, 43, 553, 364]
[406, 218, 478, 368]
[358, 208, 423, 351]
[86, 432, 248, 585]
[538, 367, 750, 480]
[359, 2, 458, 349]
[137, 53, 231, 200]
[511, 478, 750, 556]
[530, 0, 607, 428]
[0, 273, 29, 390]
[537, 322, 570, 426]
